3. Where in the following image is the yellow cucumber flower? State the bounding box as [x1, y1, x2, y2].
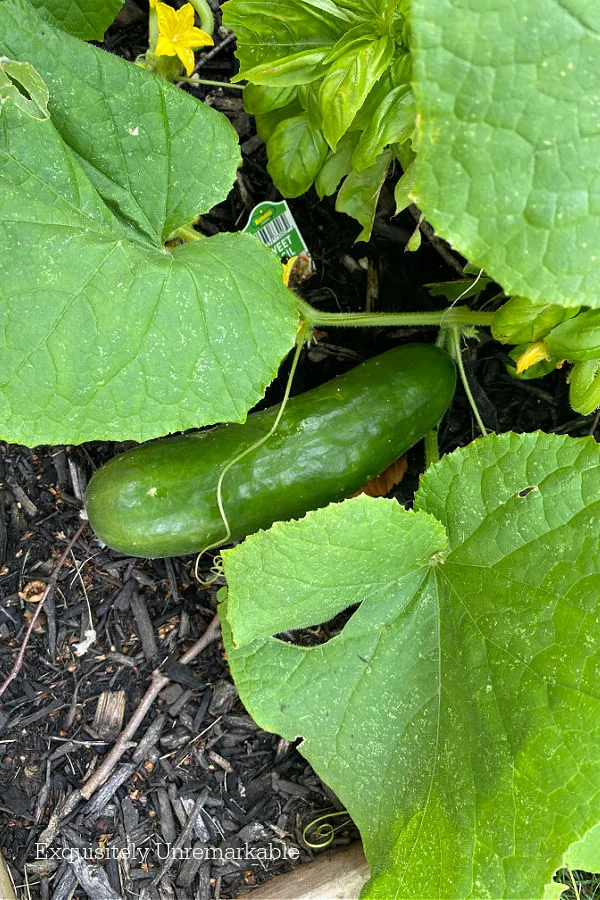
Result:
[516, 341, 550, 374]
[155, 2, 213, 76]
[282, 256, 298, 287]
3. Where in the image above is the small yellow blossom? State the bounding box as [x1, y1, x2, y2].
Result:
[149, 0, 157, 7]
[155, 2, 213, 76]
[516, 341, 550, 374]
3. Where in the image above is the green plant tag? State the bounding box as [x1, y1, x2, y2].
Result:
[222, 431, 600, 899]
[243, 200, 309, 262]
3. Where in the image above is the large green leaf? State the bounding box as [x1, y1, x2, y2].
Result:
[223, 432, 600, 898]
[27, 0, 122, 39]
[411, 0, 600, 308]
[0, 2, 298, 445]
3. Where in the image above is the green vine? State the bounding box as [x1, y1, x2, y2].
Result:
[194, 321, 311, 585]
[187, 0, 215, 35]
[295, 297, 495, 331]
[449, 326, 488, 437]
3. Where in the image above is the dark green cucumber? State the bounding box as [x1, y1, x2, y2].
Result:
[86, 343, 456, 558]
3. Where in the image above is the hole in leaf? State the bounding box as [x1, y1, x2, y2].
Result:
[517, 485, 538, 498]
[275, 604, 359, 648]
[6, 73, 33, 102]
[554, 868, 600, 900]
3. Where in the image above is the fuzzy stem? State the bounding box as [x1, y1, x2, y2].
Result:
[424, 429, 440, 468]
[295, 297, 494, 330]
[177, 76, 244, 90]
[187, 0, 215, 34]
[148, 6, 159, 52]
[170, 223, 203, 242]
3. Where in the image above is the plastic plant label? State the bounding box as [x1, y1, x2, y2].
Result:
[244, 200, 309, 262]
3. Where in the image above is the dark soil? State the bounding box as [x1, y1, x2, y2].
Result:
[1, 3, 598, 899]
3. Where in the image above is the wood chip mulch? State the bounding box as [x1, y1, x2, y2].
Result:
[0, 443, 358, 900]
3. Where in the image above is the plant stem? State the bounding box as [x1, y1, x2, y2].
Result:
[450, 327, 488, 437]
[148, 6, 158, 52]
[424, 429, 440, 467]
[177, 76, 244, 90]
[187, 0, 215, 34]
[436, 328, 449, 349]
[170, 224, 204, 242]
[295, 297, 495, 330]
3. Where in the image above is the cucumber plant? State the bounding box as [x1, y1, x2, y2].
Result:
[2, 0, 600, 898]
[0, 0, 297, 445]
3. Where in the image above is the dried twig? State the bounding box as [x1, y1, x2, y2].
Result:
[60, 612, 221, 818]
[0, 523, 86, 698]
[194, 31, 236, 70]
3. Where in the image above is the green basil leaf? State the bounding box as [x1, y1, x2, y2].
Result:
[243, 84, 298, 115]
[336, 149, 392, 241]
[393, 138, 414, 171]
[322, 23, 376, 66]
[298, 82, 323, 130]
[335, 0, 399, 19]
[315, 131, 359, 199]
[27, 0, 122, 39]
[352, 84, 415, 171]
[254, 101, 303, 143]
[266, 113, 329, 196]
[223, 431, 600, 899]
[234, 48, 329, 87]
[319, 34, 395, 149]
[222, 0, 350, 72]
[394, 156, 417, 214]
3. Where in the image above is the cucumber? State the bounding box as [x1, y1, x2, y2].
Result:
[86, 343, 456, 558]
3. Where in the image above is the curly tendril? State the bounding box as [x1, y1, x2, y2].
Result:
[302, 810, 352, 850]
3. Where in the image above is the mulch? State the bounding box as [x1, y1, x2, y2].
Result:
[0, 442, 360, 899]
[1, 2, 598, 898]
